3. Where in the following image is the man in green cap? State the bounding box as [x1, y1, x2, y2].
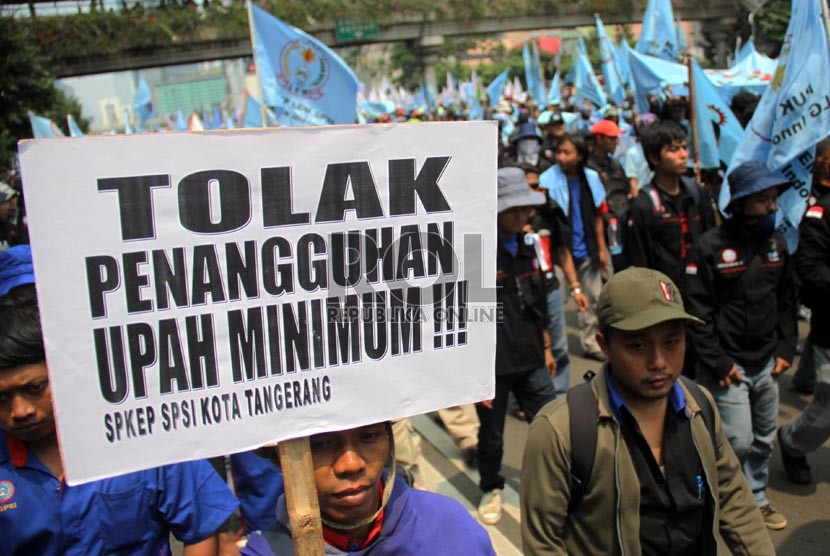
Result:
[521, 267, 772, 555]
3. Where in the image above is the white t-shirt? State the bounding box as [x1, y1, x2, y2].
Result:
[624, 142, 654, 190]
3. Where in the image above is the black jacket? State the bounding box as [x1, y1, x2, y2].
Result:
[496, 233, 549, 376]
[623, 178, 714, 292]
[797, 189, 830, 348]
[684, 220, 798, 379]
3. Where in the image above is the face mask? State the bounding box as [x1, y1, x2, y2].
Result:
[518, 139, 541, 157]
[745, 211, 777, 238]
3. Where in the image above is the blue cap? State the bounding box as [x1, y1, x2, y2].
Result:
[0, 245, 35, 296]
[727, 160, 790, 207]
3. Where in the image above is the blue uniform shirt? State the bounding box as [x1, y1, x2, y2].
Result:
[0, 430, 239, 555]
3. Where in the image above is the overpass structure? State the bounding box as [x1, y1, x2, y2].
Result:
[46, 1, 743, 78]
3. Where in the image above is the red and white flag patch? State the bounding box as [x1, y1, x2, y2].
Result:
[686, 263, 698, 275]
[806, 206, 825, 219]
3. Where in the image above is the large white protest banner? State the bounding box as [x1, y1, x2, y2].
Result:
[18, 122, 498, 484]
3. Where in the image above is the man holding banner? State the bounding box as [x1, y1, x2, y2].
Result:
[0, 247, 239, 555]
[240, 422, 495, 555]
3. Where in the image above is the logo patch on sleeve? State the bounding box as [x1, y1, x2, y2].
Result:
[686, 263, 698, 275]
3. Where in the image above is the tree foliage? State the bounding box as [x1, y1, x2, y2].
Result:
[0, 16, 88, 169]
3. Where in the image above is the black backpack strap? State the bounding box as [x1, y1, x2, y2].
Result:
[567, 372, 598, 513]
[679, 376, 719, 460]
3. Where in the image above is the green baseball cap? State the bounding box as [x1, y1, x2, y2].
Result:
[597, 267, 703, 331]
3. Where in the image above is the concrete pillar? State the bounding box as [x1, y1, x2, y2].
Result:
[703, 18, 737, 67]
[418, 35, 445, 96]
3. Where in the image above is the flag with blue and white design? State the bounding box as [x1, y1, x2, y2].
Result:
[242, 92, 264, 128]
[487, 69, 509, 107]
[249, 3, 358, 126]
[722, 0, 830, 252]
[575, 49, 607, 108]
[636, 0, 679, 61]
[28, 112, 65, 138]
[596, 15, 625, 105]
[133, 78, 156, 130]
[523, 42, 547, 107]
[175, 109, 188, 131]
[690, 59, 742, 169]
[547, 71, 562, 106]
[67, 114, 84, 137]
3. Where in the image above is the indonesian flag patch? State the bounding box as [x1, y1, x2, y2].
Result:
[806, 206, 825, 219]
[686, 263, 698, 275]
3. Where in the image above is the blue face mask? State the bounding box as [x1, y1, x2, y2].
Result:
[746, 211, 777, 238]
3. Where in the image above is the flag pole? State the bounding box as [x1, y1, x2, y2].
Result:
[686, 57, 702, 185]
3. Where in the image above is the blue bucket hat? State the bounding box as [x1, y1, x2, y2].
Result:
[727, 160, 790, 208]
[0, 245, 35, 296]
[512, 122, 543, 143]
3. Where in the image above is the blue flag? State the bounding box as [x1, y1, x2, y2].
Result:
[690, 59, 742, 169]
[616, 37, 633, 89]
[722, 0, 830, 251]
[66, 114, 84, 137]
[676, 19, 688, 56]
[523, 42, 547, 107]
[575, 49, 606, 108]
[625, 43, 686, 112]
[28, 112, 65, 138]
[547, 71, 562, 105]
[212, 107, 223, 130]
[735, 39, 755, 64]
[224, 110, 236, 130]
[487, 69, 509, 107]
[201, 109, 214, 131]
[249, 4, 358, 126]
[242, 92, 264, 128]
[636, 0, 679, 61]
[596, 16, 625, 105]
[133, 78, 156, 130]
[175, 108, 187, 132]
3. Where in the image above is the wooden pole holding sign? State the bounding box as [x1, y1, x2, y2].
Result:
[279, 437, 325, 555]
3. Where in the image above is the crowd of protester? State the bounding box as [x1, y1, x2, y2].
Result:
[1, 80, 829, 555]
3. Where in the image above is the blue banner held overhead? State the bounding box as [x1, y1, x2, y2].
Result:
[249, 3, 359, 126]
[487, 69, 509, 107]
[722, 0, 830, 251]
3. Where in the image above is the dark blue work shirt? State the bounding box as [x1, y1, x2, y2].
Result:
[0, 430, 239, 555]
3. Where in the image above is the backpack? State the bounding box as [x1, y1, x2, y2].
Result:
[639, 176, 702, 218]
[566, 372, 718, 513]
